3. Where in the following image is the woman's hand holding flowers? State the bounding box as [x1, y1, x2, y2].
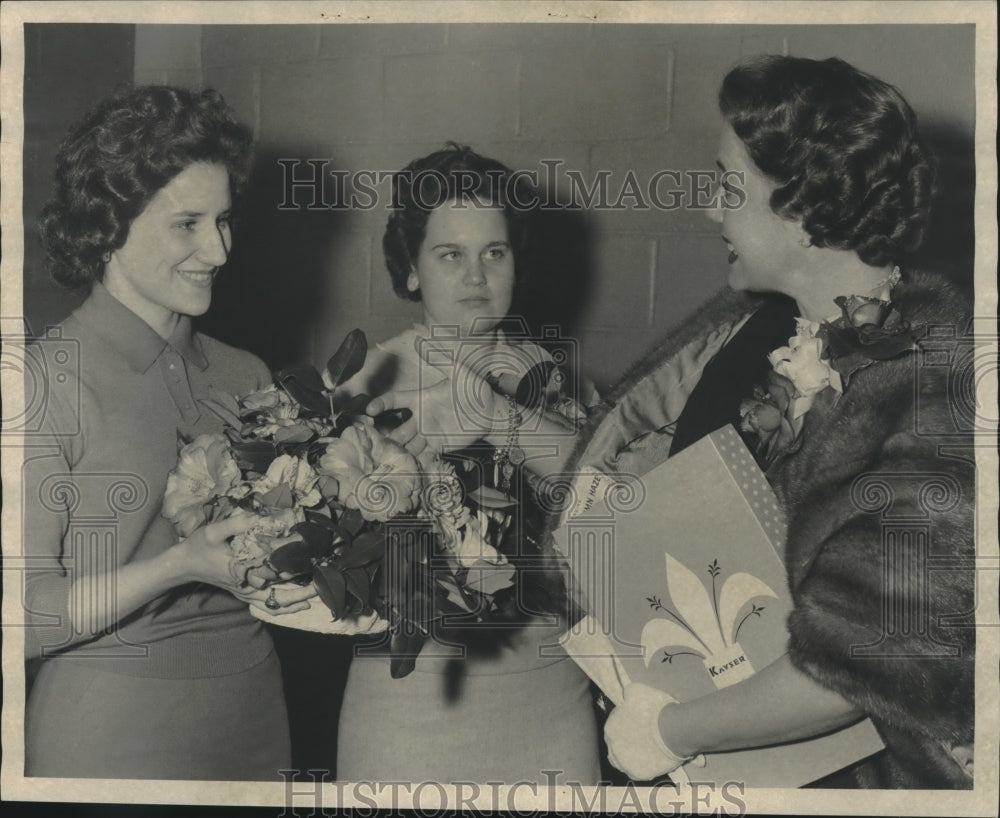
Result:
[166, 510, 316, 614]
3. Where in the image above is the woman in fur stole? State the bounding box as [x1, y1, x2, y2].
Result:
[368, 56, 975, 788]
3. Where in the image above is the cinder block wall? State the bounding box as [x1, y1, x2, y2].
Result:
[133, 23, 974, 388]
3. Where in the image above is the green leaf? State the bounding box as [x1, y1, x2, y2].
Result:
[199, 395, 243, 430]
[317, 474, 340, 502]
[256, 482, 294, 509]
[465, 563, 516, 595]
[336, 529, 385, 568]
[343, 566, 372, 605]
[274, 423, 317, 444]
[228, 436, 278, 473]
[337, 507, 367, 536]
[436, 576, 475, 612]
[515, 360, 556, 408]
[267, 537, 329, 576]
[313, 563, 349, 619]
[211, 387, 243, 415]
[468, 485, 518, 510]
[336, 392, 373, 417]
[401, 590, 436, 625]
[304, 506, 334, 525]
[326, 329, 368, 388]
[389, 627, 426, 678]
[276, 365, 330, 415]
[290, 521, 335, 552]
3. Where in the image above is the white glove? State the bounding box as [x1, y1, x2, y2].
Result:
[604, 682, 700, 781]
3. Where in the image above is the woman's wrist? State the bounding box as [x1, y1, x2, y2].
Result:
[156, 538, 200, 586]
[657, 700, 699, 760]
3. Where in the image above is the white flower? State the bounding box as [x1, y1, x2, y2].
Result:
[421, 457, 471, 530]
[447, 511, 504, 568]
[767, 319, 843, 417]
[241, 384, 299, 418]
[254, 454, 323, 507]
[317, 424, 422, 522]
[163, 433, 241, 536]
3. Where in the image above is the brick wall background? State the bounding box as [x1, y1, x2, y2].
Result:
[27, 23, 975, 390]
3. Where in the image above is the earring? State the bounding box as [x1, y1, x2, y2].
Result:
[406, 272, 419, 292]
[102, 251, 111, 263]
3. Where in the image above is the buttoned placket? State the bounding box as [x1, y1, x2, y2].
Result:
[160, 347, 201, 424]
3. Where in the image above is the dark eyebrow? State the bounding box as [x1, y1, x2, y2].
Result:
[172, 209, 231, 218]
[429, 240, 511, 251]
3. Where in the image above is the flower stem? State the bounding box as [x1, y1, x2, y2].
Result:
[734, 606, 763, 642]
[711, 570, 727, 647]
[651, 598, 713, 655]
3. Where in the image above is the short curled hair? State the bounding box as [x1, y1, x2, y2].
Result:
[39, 85, 253, 292]
[383, 143, 534, 301]
[719, 56, 935, 267]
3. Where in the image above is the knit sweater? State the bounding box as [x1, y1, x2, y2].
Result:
[22, 283, 275, 678]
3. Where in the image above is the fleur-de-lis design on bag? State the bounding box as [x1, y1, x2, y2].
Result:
[641, 554, 778, 689]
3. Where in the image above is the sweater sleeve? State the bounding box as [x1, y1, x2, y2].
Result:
[21, 344, 88, 660]
[250, 352, 274, 391]
[783, 370, 975, 748]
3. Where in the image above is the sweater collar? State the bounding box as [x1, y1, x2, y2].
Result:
[74, 282, 209, 374]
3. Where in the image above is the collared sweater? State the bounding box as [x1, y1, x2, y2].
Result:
[22, 283, 275, 678]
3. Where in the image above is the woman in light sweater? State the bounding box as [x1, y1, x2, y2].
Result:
[24, 85, 314, 780]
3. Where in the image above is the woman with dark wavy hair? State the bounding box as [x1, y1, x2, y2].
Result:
[333, 144, 601, 783]
[596, 55, 974, 789]
[382, 142, 534, 302]
[372, 57, 975, 788]
[24, 85, 314, 779]
[335, 143, 547, 398]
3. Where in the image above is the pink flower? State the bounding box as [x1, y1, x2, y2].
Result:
[836, 294, 893, 328]
[229, 513, 302, 582]
[448, 511, 504, 568]
[317, 424, 422, 521]
[252, 454, 322, 508]
[240, 385, 299, 418]
[163, 434, 241, 536]
[739, 371, 805, 468]
[421, 458, 471, 530]
[317, 424, 375, 503]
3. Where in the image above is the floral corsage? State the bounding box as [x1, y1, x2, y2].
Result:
[740, 269, 917, 468]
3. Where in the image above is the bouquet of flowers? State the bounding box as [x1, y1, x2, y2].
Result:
[162, 331, 521, 677]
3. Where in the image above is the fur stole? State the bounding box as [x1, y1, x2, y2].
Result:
[549, 270, 976, 788]
[774, 270, 975, 787]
